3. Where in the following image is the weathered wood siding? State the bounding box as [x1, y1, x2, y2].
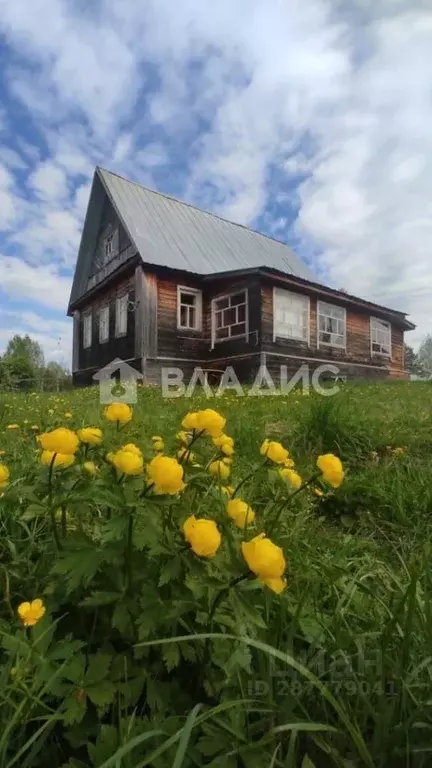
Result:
[261, 282, 408, 381]
[76, 271, 137, 377]
[156, 276, 207, 360]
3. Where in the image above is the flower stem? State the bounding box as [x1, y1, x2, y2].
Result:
[61, 506, 67, 538]
[266, 471, 321, 536]
[125, 514, 134, 594]
[48, 453, 62, 551]
[232, 459, 268, 498]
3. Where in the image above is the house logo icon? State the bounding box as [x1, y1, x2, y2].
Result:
[92, 358, 143, 404]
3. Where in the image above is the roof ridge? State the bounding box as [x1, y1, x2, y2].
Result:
[96, 165, 303, 256]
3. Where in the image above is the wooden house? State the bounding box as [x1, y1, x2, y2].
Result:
[68, 167, 415, 387]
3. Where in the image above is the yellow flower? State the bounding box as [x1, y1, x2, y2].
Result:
[213, 434, 234, 449]
[17, 598, 46, 627]
[183, 515, 221, 557]
[393, 447, 404, 456]
[221, 485, 234, 497]
[313, 487, 324, 497]
[178, 447, 195, 463]
[284, 457, 295, 468]
[227, 498, 255, 528]
[222, 457, 233, 466]
[147, 455, 185, 494]
[64, 412, 72, 419]
[112, 449, 144, 475]
[176, 430, 189, 444]
[83, 461, 98, 476]
[106, 451, 115, 464]
[7, 424, 19, 430]
[41, 450, 75, 469]
[196, 409, 226, 438]
[31, 425, 39, 431]
[39, 428, 79, 455]
[104, 402, 133, 424]
[260, 440, 289, 464]
[182, 412, 199, 430]
[152, 438, 165, 452]
[0, 464, 10, 489]
[120, 443, 142, 456]
[77, 427, 103, 445]
[279, 467, 302, 490]
[316, 454, 344, 488]
[209, 460, 230, 480]
[241, 533, 286, 594]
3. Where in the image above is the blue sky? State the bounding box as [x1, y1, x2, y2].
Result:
[0, 0, 430, 366]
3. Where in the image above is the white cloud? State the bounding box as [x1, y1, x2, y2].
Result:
[0, 163, 17, 230]
[30, 160, 69, 200]
[0, 256, 72, 311]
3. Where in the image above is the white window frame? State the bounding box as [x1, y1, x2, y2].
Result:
[273, 288, 310, 344]
[211, 289, 249, 348]
[370, 316, 391, 357]
[177, 286, 202, 331]
[115, 293, 128, 337]
[99, 305, 109, 344]
[83, 312, 92, 349]
[317, 301, 346, 350]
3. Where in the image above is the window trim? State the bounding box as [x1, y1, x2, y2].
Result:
[83, 312, 92, 349]
[177, 286, 202, 331]
[99, 305, 109, 344]
[317, 300, 347, 350]
[272, 287, 310, 345]
[370, 316, 392, 358]
[211, 289, 249, 348]
[115, 293, 128, 338]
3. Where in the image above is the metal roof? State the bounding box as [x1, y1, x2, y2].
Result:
[98, 167, 317, 281]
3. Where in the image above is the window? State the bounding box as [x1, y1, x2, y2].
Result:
[103, 228, 119, 264]
[273, 288, 309, 342]
[99, 305, 109, 343]
[83, 313, 92, 349]
[371, 317, 391, 356]
[177, 286, 202, 330]
[317, 301, 346, 348]
[212, 290, 248, 344]
[115, 294, 128, 337]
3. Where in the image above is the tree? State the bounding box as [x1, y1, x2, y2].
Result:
[43, 361, 72, 391]
[404, 344, 423, 375]
[4, 334, 44, 368]
[416, 335, 432, 376]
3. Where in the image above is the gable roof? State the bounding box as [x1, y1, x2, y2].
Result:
[97, 167, 317, 281]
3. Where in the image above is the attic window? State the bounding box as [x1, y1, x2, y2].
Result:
[103, 228, 119, 263]
[104, 234, 114, 259]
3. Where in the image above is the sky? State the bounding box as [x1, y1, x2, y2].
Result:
[0, 0, 430, 367]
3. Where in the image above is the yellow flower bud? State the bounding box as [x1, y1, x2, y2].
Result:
[241, 533, 286, 593]
[183, 515, 221, 557]
[227, 498, 255, 528]
[279, 467, 302, 490]
[260, 440, 289, 464]
[104, 402, 133, 424]
[316, 454, 344, 488]
[209, 460, 230, 480]
[112, 449, 144, 475]
[147, 455, 185, 494]
[77, 427, 103, 445]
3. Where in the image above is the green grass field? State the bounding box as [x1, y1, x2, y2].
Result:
[1, 381, 432, 768]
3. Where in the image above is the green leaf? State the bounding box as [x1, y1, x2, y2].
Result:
[88, 725, 119, 767]
[112, 601, 133, 634]
[162, 643, 180, 672]
[63, 694, 87, 725]
[62, 653, 86, 683]
[85, 654, 112, 685]
[159, 556, 182, 586]
[86, 680, 116, 708]
[80, 591, 121, 608]
[301, 757, 316, 768]
[21, 503, 45, 520]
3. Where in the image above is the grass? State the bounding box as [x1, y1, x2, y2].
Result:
[0, 380, 432, 767]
